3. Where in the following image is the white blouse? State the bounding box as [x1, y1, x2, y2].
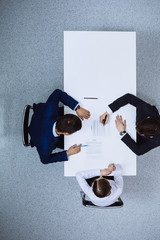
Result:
[76, 164, 123, 207]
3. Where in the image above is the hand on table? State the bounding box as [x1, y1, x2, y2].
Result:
[67, 144, 82, 157]
[76, 107, 90, 120]
[100, 111, 110, 125]
[115, 115, 126, 132]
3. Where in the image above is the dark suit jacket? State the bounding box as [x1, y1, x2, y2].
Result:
[109, 93, 160, 156]
[28, 89, 78, 164]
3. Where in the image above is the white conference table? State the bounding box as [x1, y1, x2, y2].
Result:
[64, 31, 136, 176]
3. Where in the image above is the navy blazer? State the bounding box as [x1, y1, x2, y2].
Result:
[28, 89, 78, 164]
[109, 93, 160, 156]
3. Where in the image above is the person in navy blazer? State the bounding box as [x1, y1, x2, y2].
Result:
[100, 93, 160, 156]
[29, 89, 90, 164]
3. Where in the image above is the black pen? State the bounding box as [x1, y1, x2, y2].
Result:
[103, 114, 108, 125]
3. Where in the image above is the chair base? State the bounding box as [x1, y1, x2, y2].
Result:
[80, 191, 124, 209]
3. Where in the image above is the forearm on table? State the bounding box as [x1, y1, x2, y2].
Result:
[108, 93, 147, 112]
[121, 133, 150, 156]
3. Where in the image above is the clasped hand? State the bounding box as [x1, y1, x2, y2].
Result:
[100, 164, 116, 176]
[76, 107, 90, 120]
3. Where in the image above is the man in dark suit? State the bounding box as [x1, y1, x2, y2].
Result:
[29, 89, 90, 164]
[100, 93, 160, 155]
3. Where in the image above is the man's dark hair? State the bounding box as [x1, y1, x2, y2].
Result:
[56, 114, 82, 134]
[92, 178, 111, 198]
[136, 117, 160, 137]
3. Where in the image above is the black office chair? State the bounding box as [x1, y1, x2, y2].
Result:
[80, 176, 124, 209]
[22, 105, 33, 146]
[22, 105, 64, 147]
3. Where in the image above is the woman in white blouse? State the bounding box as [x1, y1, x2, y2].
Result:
[76, 164, 123, 207]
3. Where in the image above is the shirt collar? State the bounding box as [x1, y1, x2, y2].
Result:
[53, 121, 59, 137]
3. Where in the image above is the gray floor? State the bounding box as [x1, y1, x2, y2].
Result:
[0, 0, 160, 240]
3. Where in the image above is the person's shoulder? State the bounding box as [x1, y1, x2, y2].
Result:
[152, 105, 160, 115]
[38, 125, 56, 146]
[39, 137, 55, 154]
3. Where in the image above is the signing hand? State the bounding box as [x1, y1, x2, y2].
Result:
[115, 115, 126, 132]
[76, 107, 90, 120]
[67, 144, 82, 157]
[100, 111, 110, 125]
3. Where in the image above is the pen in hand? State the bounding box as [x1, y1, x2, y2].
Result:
[103, 115, 108, 126]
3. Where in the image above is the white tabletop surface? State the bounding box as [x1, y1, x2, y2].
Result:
[64, 31, 136, 176]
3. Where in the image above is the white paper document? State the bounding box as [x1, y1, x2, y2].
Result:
[85, 140, 103, 158]
[91, 119, 105, 137]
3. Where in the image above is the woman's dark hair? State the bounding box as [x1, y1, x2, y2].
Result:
[92, 178, 111, 198]
[136, 117, 160, 137]
[56, 114, 82, 134]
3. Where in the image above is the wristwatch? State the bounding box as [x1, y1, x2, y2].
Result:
[120, 131, 126, 136]
[75, 105, 80, 111]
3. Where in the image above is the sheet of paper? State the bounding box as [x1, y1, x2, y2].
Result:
[85, 140, 103, 157]
[91, 119, 105, 137]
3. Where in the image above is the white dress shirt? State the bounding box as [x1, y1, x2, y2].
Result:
[105, 105, 113, 115]
[76, 164, 123, 207]
[52, 121, 59, 137]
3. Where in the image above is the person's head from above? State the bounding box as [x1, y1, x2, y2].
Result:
[92, 176, 111, 198]
[136, 117, 160, 138]
[56, 114, 82, 135]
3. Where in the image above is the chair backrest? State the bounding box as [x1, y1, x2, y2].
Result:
[81, 176, 124, 209]
[22, 105, 32, 146]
